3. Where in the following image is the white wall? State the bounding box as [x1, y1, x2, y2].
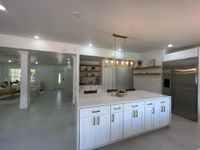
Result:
[103, 67, 133, 92]
[0, 34, 140, 60]
[134, 49, 164, 93]
[34, 65, 73, 92]
[0, 63, 73, 93]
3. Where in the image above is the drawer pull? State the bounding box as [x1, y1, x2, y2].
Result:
[132, 111, 136, 118]
[160, 101, 165, 104]
[147, 103, 153, 105]
[136, 110, 138, 117]
[132, 105, 138, 107]
[114, 107, 121, 110]
[93, 117, 95, 126]
[97, 116, 100, 125]
[112, 114, 115, 122]
[152, 107, 155, 114]
[92, 110, 100, 113]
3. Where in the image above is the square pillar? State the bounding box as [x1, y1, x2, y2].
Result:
[72, 54, 79, 104]
[18, 51, 30, 109]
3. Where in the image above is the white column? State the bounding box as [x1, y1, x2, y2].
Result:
[19, 51, 30, 109]
[72, 54, 80, 104]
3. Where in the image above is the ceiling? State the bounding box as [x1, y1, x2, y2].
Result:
[0, 0, 200, 52]
[0, 47, 73, 66]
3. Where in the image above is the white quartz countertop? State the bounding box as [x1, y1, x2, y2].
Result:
[77, 90, 170, 108]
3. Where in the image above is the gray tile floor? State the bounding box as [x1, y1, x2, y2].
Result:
[1, 90, 200, 150]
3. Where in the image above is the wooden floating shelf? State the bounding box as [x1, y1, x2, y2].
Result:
[80, 64, 100, 67]
[133, 66, 162, 70]
[80, 76, 100, 78]
[134, 73, 161, 75]
[80, 83, 101, 85]
[80, 70, 100, 72]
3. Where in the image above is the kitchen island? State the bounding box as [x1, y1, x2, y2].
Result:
[76, 90, 171, 150]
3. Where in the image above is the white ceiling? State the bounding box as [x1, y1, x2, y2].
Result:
[0, 0, 200, 52]
[0, 47, 73, 66]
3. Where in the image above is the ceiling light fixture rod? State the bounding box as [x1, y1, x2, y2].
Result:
[113, 33, 128, 39]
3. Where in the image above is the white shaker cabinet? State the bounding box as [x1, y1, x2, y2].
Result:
[78, 93, 171, 150]
[157, 98, 170, 127]
[80, 116, 96, 149]
[110, 104, 123, 141]
[145, 98, 170, 131]
[144, 101, 155, 131]
[79, 106, 110, 150]
[124, 102, 145, 137]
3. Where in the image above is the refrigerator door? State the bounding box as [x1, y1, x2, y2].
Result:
[173, 58, 198, 121]
[162, 63, 172, 96]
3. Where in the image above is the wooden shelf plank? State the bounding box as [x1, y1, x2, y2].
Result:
[80, 70, 100, 72]
[134, 73, 161, 75]
[133, 66, 162, 70]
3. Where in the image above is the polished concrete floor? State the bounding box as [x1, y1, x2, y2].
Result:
[0, 90, 75, 150]
[1, 90, 200, 150]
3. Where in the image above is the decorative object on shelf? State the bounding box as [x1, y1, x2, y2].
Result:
[103, 33, 135, 68]
[133, 66, 162, 76]
[116, 90, 127, 97]
[148, 59, 156, 67]
[80, 64, 101, 85]
[137, 60, 142, 67]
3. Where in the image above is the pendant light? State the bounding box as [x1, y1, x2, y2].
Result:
[103, 34, 135, 68]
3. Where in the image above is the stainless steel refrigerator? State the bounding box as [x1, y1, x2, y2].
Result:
[162, 57, 198, 121]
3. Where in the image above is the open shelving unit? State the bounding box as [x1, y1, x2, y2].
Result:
[133, 66, 162, 76]
[80, 64, 101, 85]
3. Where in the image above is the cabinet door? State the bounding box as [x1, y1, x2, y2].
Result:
[160, 103, 170, 126]
[95, 114, 110, 147]
[124, 110, 132, 137]
[154, 100, 162, 129]
[111, 111, 123, 141]
[145, 101, 154, 131]
[80, 116, 96, 150]
[132, 104, 145, 135]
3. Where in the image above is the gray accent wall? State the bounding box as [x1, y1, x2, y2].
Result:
[103, 67, 133, 91]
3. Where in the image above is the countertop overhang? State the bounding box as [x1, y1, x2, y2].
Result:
[77, 90, 171, 108]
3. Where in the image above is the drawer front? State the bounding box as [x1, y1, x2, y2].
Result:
[158, 97, 170, 104]
[80, 106, 110, 117]
[145, 100, 154, 108]
[111, 104, 123, 113]
[124, 102, 144, 111]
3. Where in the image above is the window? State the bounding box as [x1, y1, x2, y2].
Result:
[58, 73, 61, 84]
[9, 68, 36, 82]
[9, 68, 21, 82]
[30, 69, 36, 81]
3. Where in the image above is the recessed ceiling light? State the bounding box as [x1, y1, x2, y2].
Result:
[168, 44, 173, 48]
[67, 58, 70, 61]
[118, 48, 122, 51]
[0, 2, 6, 11]
[34, 35, 39, 39]
[35, 61, 38, 64]
[67, 61, 70, 64]
[89, 43, 93, 47]
[73, 11, 81, 17]
[8, 60, 11, 63]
